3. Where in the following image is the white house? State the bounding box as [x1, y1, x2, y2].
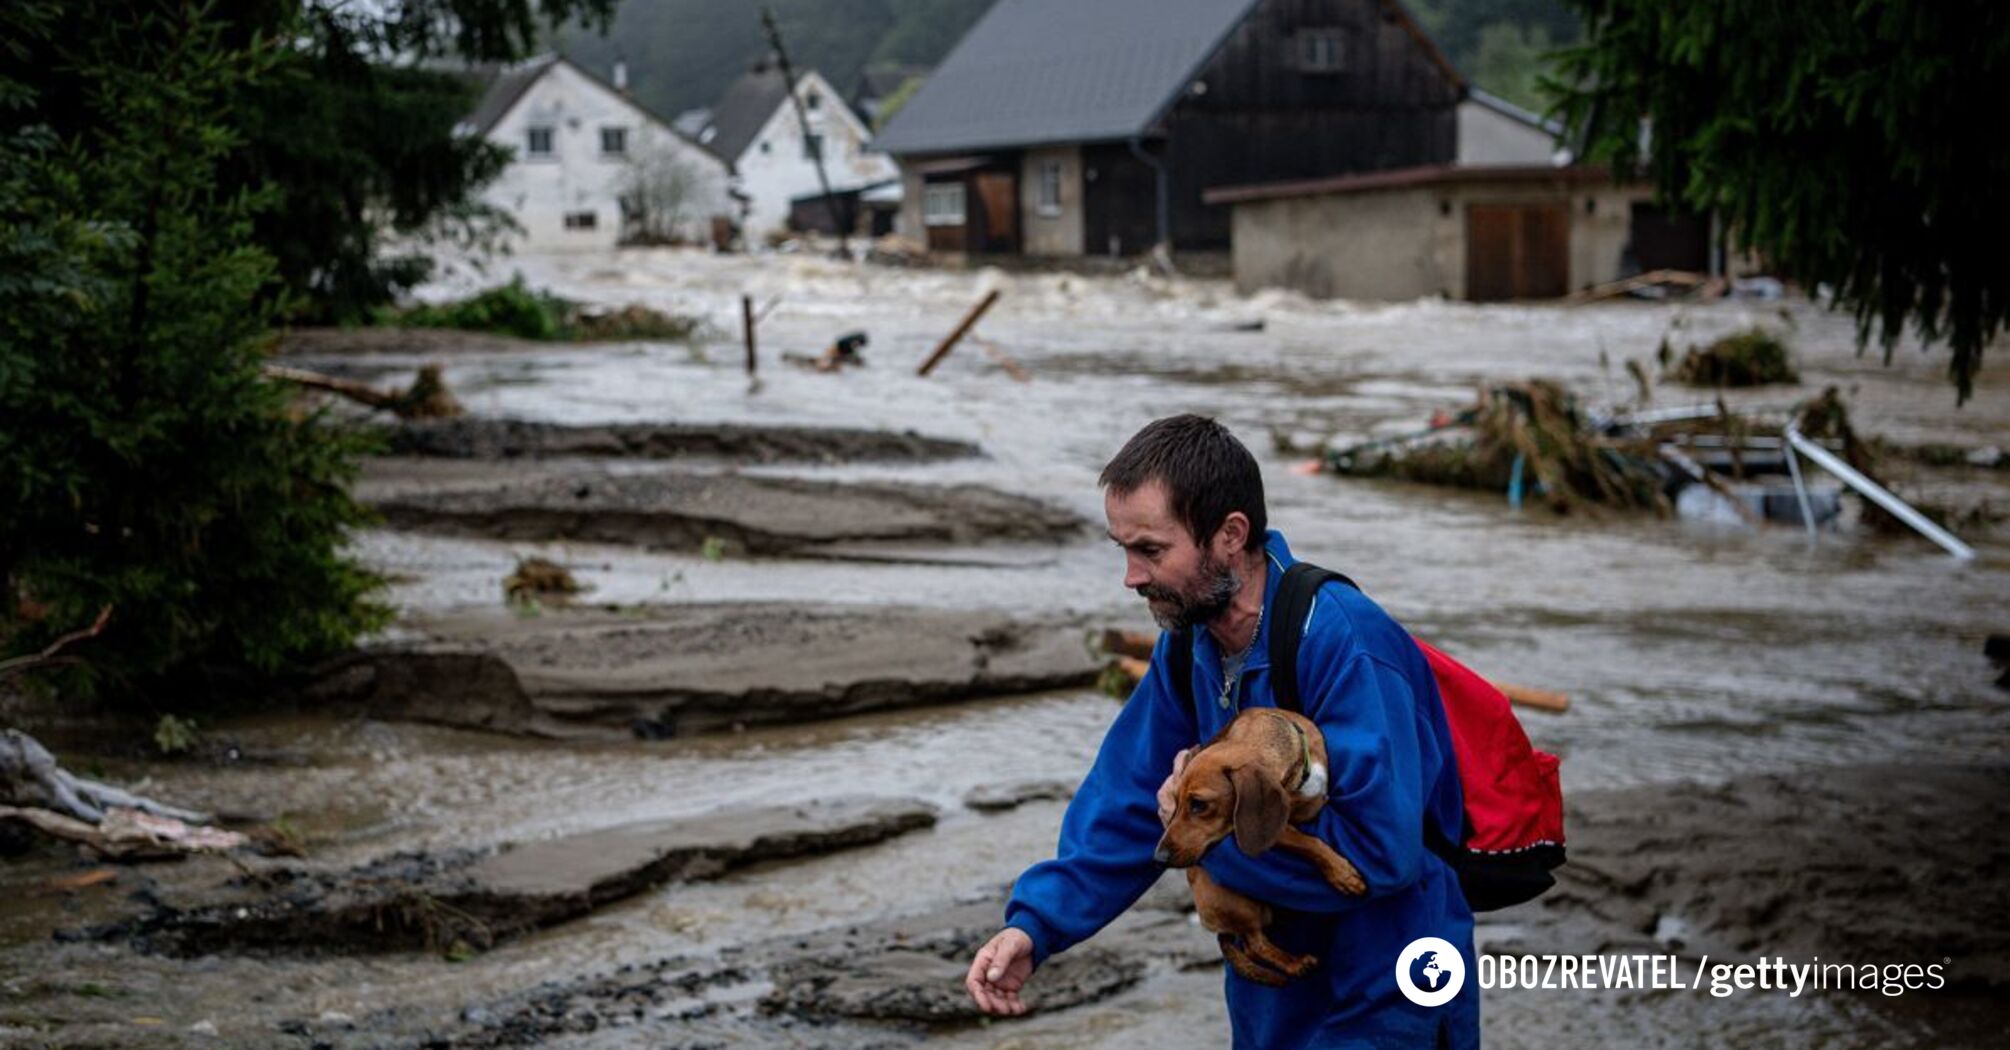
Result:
[464, 55, 735, 251]
[696, 61, 897, 238]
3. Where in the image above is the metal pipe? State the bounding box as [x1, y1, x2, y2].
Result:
[1127, 136, 1170, 264]
[1783, 442, 1818, 541]
[1783, 423, 1974, 560]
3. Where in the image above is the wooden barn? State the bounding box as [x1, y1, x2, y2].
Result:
[871, 0, 1464, 260]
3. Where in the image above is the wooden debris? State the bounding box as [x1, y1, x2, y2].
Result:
[1565, 269, 1710, 304]
[741, 294, 758, 377]
[0, 805, 248, 860]
[265, 363, 462, 419]
[1495, 682, 1570, 714]
[40, 867, 118, 893]
[968, 334, 1031, 382]
[0, 604, 110, 682]
[504, 556, 582, 604]
[2, 729, 210, 825]
[917, 289, 1001, 377]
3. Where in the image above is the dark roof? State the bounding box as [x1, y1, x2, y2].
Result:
[872, 0, 1265, 156]
[872, 0, 1465, 157]
[466, 55, 560, 136]
[704, 61, 793, 162]
[1203, 163, 1615, 205]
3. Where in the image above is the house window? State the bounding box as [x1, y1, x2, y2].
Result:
[805, 90, 821, 111]
[1296, 29, 1345, 73]
[600, 126, 628, 156]
[1037, 161, 1062, 216]
[923, 182, 965, 227]
[760, 140, 771, 155]
[526, 125, 555, 157]
[803, 133, 823, 161]
[563, 210, 598, 230]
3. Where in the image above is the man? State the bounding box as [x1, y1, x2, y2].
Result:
[963, 414, 1478, 1048]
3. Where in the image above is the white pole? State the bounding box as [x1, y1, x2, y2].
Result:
[1783, 423, 1974, 560]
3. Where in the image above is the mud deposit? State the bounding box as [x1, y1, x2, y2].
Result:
[86, 798, 938, 959]
[384, 418, 980, 465]
[321, 604, 1104, 737]
[367, 469, 1084, 556]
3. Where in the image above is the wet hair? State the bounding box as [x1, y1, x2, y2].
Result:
[1099, 414, 1266, 551]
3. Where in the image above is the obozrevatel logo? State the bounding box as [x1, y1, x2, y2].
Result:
[1395, 937, 1467, 1007]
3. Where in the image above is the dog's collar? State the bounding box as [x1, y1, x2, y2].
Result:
[1268, 711, 1328, 799]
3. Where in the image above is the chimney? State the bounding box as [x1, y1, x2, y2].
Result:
[612, 59, 629, 93]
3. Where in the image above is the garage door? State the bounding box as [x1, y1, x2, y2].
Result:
[1466, 204, 1569, 301]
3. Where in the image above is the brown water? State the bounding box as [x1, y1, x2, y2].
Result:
[4, 250, 2006, 1047]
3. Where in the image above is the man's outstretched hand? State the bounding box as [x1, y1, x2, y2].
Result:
[965, 927, 1035, 1015]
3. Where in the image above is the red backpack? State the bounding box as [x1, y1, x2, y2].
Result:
[1175, 562, 1566, 911]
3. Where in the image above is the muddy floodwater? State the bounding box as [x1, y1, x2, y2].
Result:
[4, 249, 2007, 1048]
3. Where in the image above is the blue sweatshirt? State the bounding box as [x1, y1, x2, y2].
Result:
[1005, 530, 1479, 1049]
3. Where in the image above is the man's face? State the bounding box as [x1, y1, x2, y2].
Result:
[1105, 480, 1241, 631]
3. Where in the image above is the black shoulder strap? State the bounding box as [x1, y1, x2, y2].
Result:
[1162, 561, 1359, 717]
[1268, 562, 1358, 712]
[1165, 627, 1193, 710]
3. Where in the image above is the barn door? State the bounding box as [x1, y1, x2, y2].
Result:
[971, 171, 1019, 253]
[1466, 204, 1569, 301]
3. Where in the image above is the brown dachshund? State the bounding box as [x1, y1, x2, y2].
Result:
[1153, 707, 1367, 985]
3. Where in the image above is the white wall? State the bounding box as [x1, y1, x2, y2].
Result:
[482, 61, 733, 252]
[730, 71, 898, 237]
[1457, 99, 1559, 166]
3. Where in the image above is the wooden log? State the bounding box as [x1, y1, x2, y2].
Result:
[265, 363, 461, 419]
[969, 334, 1031, 382]
[1493, 682, 1570, 713]
[917, 289, 1001, 376]
[1099, 628, 1157, 661]
[1114, 656, 1151, 682]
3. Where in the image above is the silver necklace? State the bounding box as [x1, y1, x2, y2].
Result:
[1218, 604, 1263, 710]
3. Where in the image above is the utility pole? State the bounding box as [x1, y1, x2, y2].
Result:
[760, 6, 849, 259]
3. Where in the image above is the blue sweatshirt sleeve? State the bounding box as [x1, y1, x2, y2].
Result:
[1200, 624, 1433, 914]
[1003, 633, 1198, 966]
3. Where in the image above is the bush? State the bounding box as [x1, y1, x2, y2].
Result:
[1666, 327, 1799, 387]
[385, 280, 702, 343]
[390, 278, 572, 341]
[1, 3, 388, 705]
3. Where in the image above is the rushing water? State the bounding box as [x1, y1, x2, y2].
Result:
[4, 249, 2005, 1047]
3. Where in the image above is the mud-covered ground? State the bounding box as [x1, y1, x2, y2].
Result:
[3, 247, 2006, 1048]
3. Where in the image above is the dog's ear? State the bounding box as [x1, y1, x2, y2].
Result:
[1230, 764, 1289, 856]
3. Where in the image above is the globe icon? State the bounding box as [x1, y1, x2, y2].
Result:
[1409, 951, 1447, 991]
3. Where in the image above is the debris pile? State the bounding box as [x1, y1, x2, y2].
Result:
[1316, 384, 1976, 557]
[503, 556, 582, 606]
[1664, 326, 1799, 387]
[1330, 380, 1666, 515]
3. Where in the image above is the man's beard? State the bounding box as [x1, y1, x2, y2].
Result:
[1137, 550, 1242, 631]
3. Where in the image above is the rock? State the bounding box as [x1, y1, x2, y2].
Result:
[962, 779, 1075, 812]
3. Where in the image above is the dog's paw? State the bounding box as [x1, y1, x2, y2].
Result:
[1323, 856, 1368, 895]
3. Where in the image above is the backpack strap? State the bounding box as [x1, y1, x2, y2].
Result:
[1267, 562, 1358, 712]
[1164, 627, 1194, 712]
